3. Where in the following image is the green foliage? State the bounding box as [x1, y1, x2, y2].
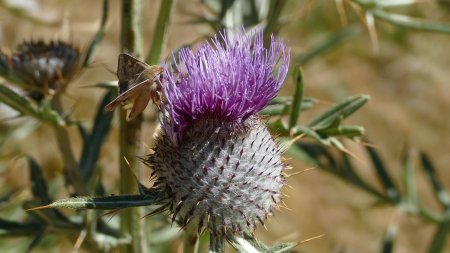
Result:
[0, 84, 65, 126]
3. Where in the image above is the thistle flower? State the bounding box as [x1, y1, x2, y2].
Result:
[0, 40, 81, 100]
[147, 30, 289, 247]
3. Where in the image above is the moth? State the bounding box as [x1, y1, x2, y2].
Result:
[104, 53, 163, 120]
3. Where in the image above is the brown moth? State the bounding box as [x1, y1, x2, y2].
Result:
[104, 53, 163, 120]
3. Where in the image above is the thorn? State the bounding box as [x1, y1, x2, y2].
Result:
[25, 205, 52, 211]
[299, 234, 326, 244]
[282, 132, 305, 153]
[103, 209, 122, 223]
[338, 144, 366, 166]
[280, 200, 291, 211]
[286, 167, 316, 177]
[141, 204, 169, 219]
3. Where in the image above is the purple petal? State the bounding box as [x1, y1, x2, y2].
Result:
[161, 29, 290, 144]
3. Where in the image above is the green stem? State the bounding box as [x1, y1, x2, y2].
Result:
[145, 0, 176, 65]
[120, 1, 145, 253]
[51, 95, 85, 195]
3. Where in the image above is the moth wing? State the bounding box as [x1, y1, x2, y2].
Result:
[128, 91, 152, 120]
[104, 79, 148, 111]
[117, 53, 150, 83]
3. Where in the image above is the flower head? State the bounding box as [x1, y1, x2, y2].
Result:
[161, 30, 289, 144]
[147, 29, 290, 245]
[0, 40, 82, 100]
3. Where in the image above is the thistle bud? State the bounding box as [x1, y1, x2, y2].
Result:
[146, 30, 290, 243]
[0, 40, 81, 100]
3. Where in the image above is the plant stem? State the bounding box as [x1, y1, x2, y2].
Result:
[120, 0, 145, 253]
[51, 95, 85, 195]
[146, 0, 176, 65]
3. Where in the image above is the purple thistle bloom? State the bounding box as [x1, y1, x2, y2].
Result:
[161, 30, 289, 144]
[147, 29, 290, 248]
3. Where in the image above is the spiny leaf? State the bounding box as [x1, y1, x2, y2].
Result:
[299, 26, 361, 64]
[293, 142, 389, 202]
[371, 8, 450, 34]
[288, 66, 304, 130]
[268, 242, 298, 253]
[0, 84, 65, 125]
[260, 104, 288, 116]
[365, 144, 401, 202]
[420, 152, 450, 209]
[26, 228, 46, 253]
[27, 157, 51, 204]
[261, 97, 316, 116]
[381, 224, 397, 253]
[83, 0, 109, 67]
[263, 0, 287, 43]
[427, 209, 450, 253]
[0, 218, 41, 236]
[291, 126, 329, 145]
[230, 232, 297, 253]
[79, 90, 115, 180]
[317, 125, 365, 138]
[402, 148, 419, 211]
[27, 157, 72, 223]
[28, 192, 162, 211]
[307, 94, 369, 131]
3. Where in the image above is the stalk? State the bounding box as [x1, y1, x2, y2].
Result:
[120, 0, 145, 252]
[51, 95, 85, 195]
[146, 0, 176, 65]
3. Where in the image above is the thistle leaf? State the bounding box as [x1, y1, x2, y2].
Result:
[317, 125, 365, 138]
[381, 224, 397, 253]
[27, 157, 51, 205]
[28, 191, 162, 211]
[231, 233, 297, 253]
[427, 209, 450, 253]
[0, 218, 41, 236]
[420, 152, 450, 209]
[402, 148, 419, 211]
[298, 26, 361, 64]
[83, 0, 109, 67]
[0, 84, 65, 125]
[288, 66, 304, 130]
[79, 90, 115, 180]
[307, 95, 369, 131]
[26, 228, 46, 253]
[365, 144, 401, 202]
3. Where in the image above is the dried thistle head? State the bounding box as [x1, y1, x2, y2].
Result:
[0, 40, 82, 100]
[146, 29, 290, 247]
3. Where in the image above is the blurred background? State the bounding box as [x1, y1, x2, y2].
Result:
[0, 0, 450, 252]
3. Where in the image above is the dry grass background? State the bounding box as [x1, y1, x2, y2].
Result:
[0, 0, 450, 252]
